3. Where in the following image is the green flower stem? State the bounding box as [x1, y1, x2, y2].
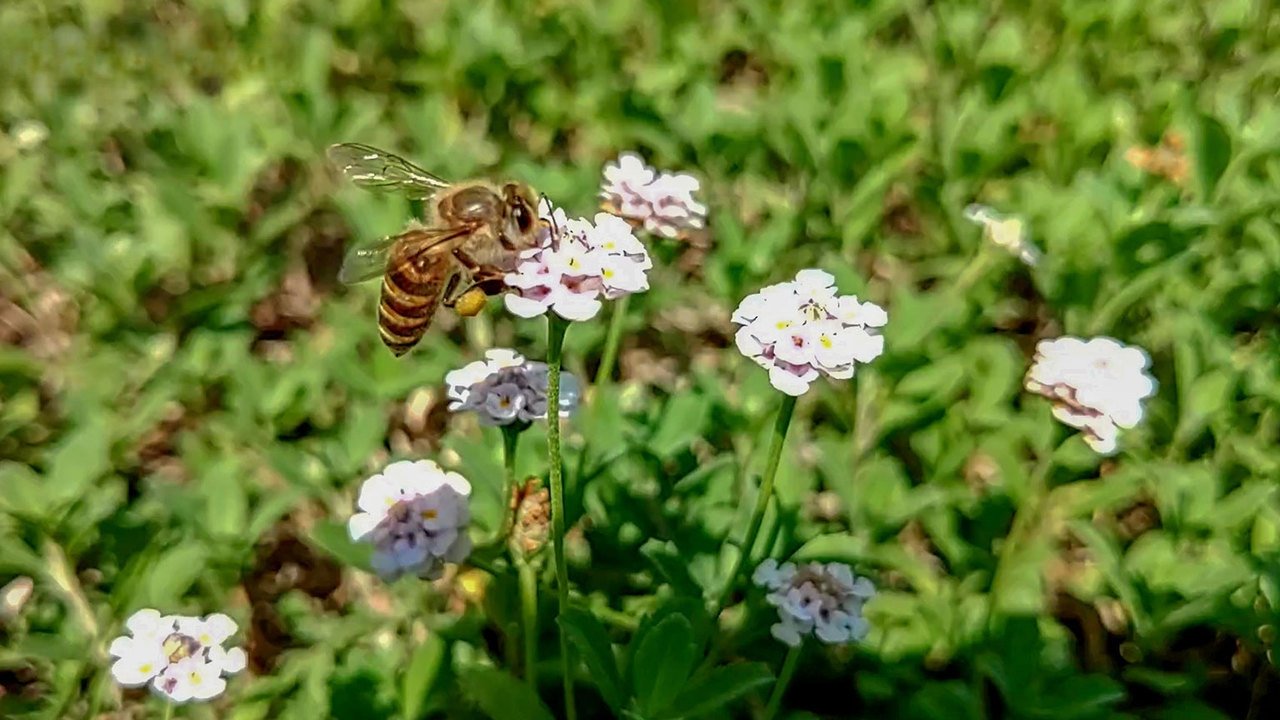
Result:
[499, 425, 522, 544]
[545, 313, 576, 720]
[987, 445, 1055, 630]
[715, 394, 798, 612]
[951, 243, 996, 298]
[517, 558, 539, 692]
[594, 294, 630, 387]
[763, 643, 803, 720]
[161, 701, 175, 720]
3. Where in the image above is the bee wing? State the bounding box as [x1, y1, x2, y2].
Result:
[338, 226, 473, 285]
[327, 143, 452, 199]
[339, 235, 400, 284]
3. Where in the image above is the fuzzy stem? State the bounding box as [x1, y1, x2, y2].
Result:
[594, 294, 630, 387]
[715, 394, 798, 611]
[160, 701, 175, 720]
[517, 558, 539, 693]
[545, 313, 576, 720]
[763, 643, 803, 720]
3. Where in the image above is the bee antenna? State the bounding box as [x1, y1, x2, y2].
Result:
[540, 193, 563, 250]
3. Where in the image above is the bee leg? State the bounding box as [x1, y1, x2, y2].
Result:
[450, 247, 483, 271]
[447, 248, 508, 300]
[443, 267, 506, 308]
[438, 272, 463, 307]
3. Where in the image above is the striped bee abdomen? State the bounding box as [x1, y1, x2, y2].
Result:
[377, 252, 451, 357]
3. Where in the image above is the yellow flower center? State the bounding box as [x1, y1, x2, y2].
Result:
[421, 509, 438, 520]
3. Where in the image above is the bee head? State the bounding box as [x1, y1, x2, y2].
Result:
[501, 183, 541, 249]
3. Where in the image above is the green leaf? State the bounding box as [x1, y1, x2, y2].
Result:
[0, 462, 49, 522]
[457, 667, 554, 720]
[631, 614, 697, 717]
[10, 633, 87, 661]
[201, 458, 248, 540]
[558, 607, 625, 712]
[1176, 369, 1234, 444]
[246, 488, 304, 540]
[1193, 112, 1232, 199]
[1038, 674, 1126, 717]
[655, 662, 774, 719]
[402, 634, 448, 720]
[309, 520, 372, 571]
[142, 542, 208, 607]
[648, 394, 711, 457]
[341, 401, 387, 474]
[45, 417, 112, 509]
[641, 540, 702, 597]
[990, 533, 1053, 617]
[0, 532, 41, 574]
[895, 357, 967, 400]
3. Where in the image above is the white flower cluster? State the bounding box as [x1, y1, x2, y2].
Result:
[753, 559, 876, 647]
[347, 460, 473, 580]
[108, 609, 247, 704]
[1025, 336, 1157, 454]
[963, 204, 1042, 267]
[444, 349, 581, 426]
[504, 205, 652, 322]
[732, 269, 887, 396]
[600, 152, 707, 238]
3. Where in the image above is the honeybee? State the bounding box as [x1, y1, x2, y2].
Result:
[328, 143, 544, 356]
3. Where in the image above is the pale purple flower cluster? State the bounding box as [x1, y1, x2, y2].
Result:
[347, 460, 473, 580]
[444, 349, 581, 426]
[753, 559, 876, 647]
[503, 204, 652, 322]
[732, 269, 887, 396]
[600, 152, 707, 238]
[1025, 336, 1157, 455]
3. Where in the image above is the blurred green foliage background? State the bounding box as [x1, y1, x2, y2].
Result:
[3, 0, 1280, 718]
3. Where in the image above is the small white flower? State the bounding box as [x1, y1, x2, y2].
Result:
[504, 204, 650, 322]
[109, 637, 168, 688]
[444, 349, 581, 427]
[348, 460, 473, 580]
[207, 645, 248, 675]
[600, 152, 706, 239]
[770, 617, 807, 648]
[733, 269, 887, 396]
[175, 613, 236, 649]
[963, 204, 1042, 267]
[1025, 336, 1157, 455]
[754, 560, 875, 648]
[153, 657, 227, 703]
[10, 120, 49, 151]
[107, 609, 246, 703]
[602, 152, 656, 195]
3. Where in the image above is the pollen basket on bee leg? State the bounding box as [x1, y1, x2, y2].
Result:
[455, 287, 491, 317]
